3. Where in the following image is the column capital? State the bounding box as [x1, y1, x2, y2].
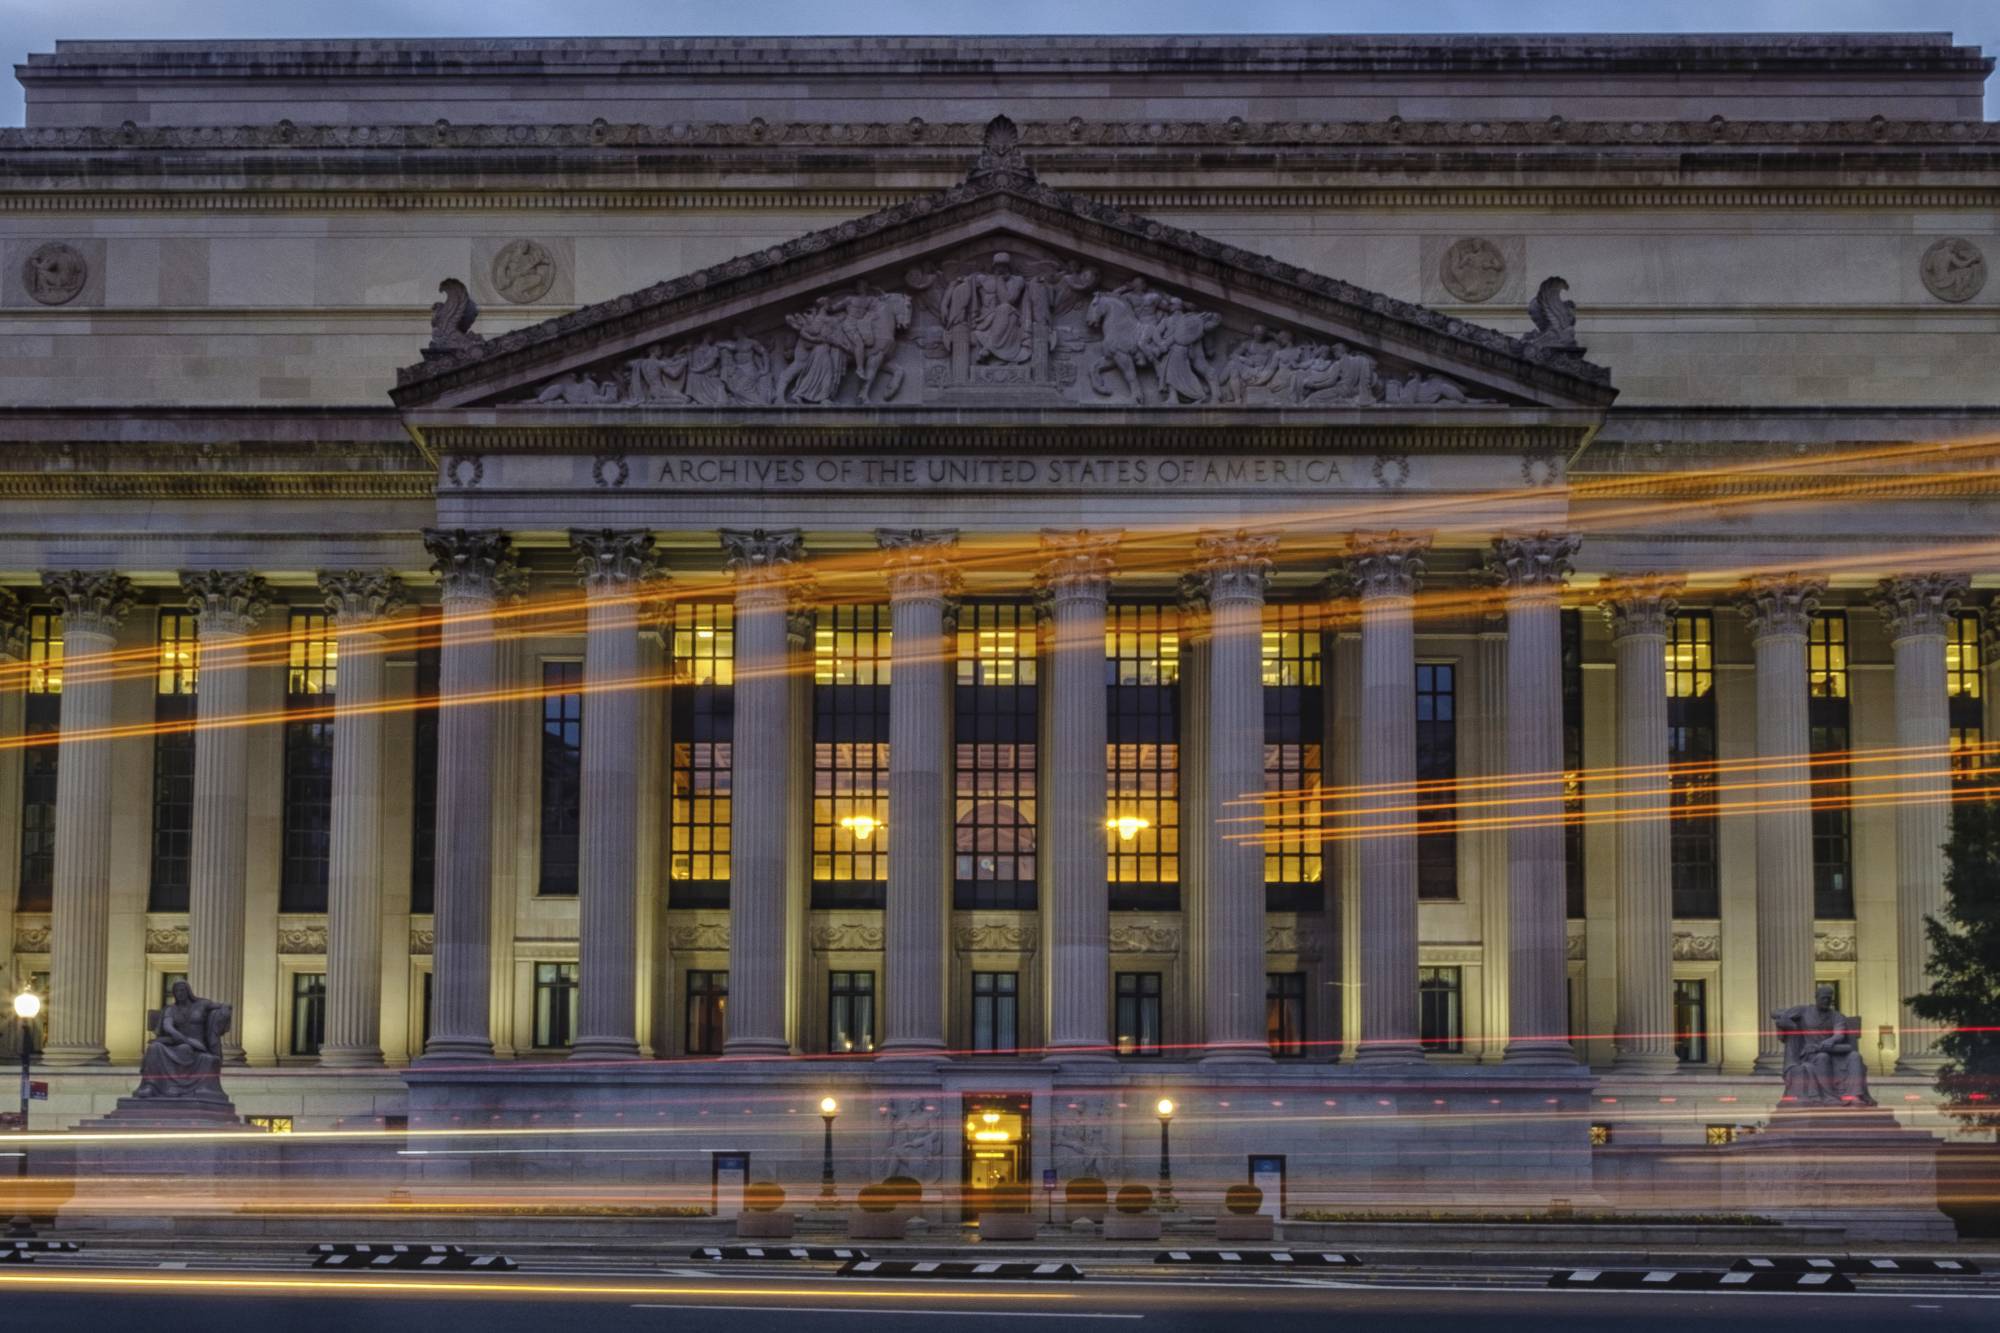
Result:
[41, 571, 135, 635]
[1194, 529, 1276, 605]
[1340, 531, 1430, 600]
[1035, 528, 1119, 603]
[423, 528, 525, 604]
[570, 528, 663, 593]
[786, 602, 818, 648]
[1733, 572, 1827, 639]
[0, 587, 28, 662]
[181, 571, 275, 636]
[875, 527, 962, 601]
[720, 527, 807, 587]
[1597, 572, 1686, 640]
[1483, 530, 1580, 596]
[1175, 571, 1211, 641]
[318, 571, 412, 630]
[1871, 573, 1969, 640]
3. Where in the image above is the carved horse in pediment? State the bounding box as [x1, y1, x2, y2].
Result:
[1084, 288, 1154, 403]
[843, 289, 912, 405]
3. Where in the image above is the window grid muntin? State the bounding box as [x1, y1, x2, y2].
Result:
[814, 605, 891, 904]
[955, 602, 1038, 910]
[1809, 612, 1854, 918]
[1415, 661, 1458, 901]
[538, 659, 584, 896]
[1949, 611, 1985, 785]
[532, 961, 578, 1049]
[280, 609, 336, 912]
[1107, 604, 1179, 898]
[409, 642, 440, 916]
[1263, 604, 1324, 901]
[1666, 613, 1720, 918]
[670, 602, 735, 902]
[289, 971, 327, 1057]
[970, 971, 1020, 1054]
[827, 970, 876, 1053]
[1562, 609, 1586, 919]
[149, 611, 200, 911]
[685, 969, 728, 1055]
[1114, 971, 1164, 1056]
[1267, 971, 1307, 1058]
[17, 611, 60, 911]
[1674, 978, 1710, 1064]
[1419, 965, 1463, 1054]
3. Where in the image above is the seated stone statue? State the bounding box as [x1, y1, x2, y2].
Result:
[133, 980, 232, 1103]
[1772, 984, 1875, 1107]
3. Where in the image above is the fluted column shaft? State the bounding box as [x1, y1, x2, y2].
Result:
[1490, 534, 1579, 1065]
[41, 574, 133, 1065]
[1736, 574, 1825, 1072]
[877, 528, 957, 1057]
[1346, 535, 1429, 1066]
[419, 530, 518, 1062]
[1177, 577, 1212, 1053]
[1198, 532, 1276, 1061]
[1874, 574, 1967, 1072]
[1040, 530, 1118, 1058]
[569, 531, 660, 1062]
[1600, 576, 1683, 1070]
[723, 528, 805, 1057]
[181, 573, 273, 1064]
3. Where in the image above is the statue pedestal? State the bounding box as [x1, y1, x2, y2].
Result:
[1720, 1107, 1956, 1242]
[80, 1097, 248, 1130]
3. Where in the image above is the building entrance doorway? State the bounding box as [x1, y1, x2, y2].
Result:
[960, 1091, 1031, 1221]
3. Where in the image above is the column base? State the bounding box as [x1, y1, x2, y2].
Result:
[1895, 1055, 1947, 1078]
[875, 1040, 946, 1061]
[1350, 1041, 1427, 1068]
[316, 1045, 385, 1069]
[1042, 1043, 1116, 1065]
[1199, 1042, 1273, 1065]
[1502, 1040, 1578, 1067]
[1610, 1049, 1683, 1075]
[1751, 1052, 1787, 1075]
[39, 1044, 108, 1067]
[413, 1038, 493, 1065]
[720, 1038, 793, 1059]
[569, 1040, 642, 1063]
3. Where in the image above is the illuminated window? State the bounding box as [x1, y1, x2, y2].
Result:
[1588, 1123, 1612, 1147]
[1267, 971, 1307, 1058]
[533, 962, 578, 1049]
[409, 642, 439, 916]
[1562, 610, 1586, 918]
[539, 660, 583, 896]
[247, 1116, 295, 1134]
[149, 611, 199, 912]
[1705, 1124, 1738, 1146]
[670, 602, 734, 907]
[289, 971, 326, 1057]
[1263, 605, 1324, 910]
[1809, 613, 1853, 918]
[1415, 663, 1458, 901]
[1948, 611, 1984, 786]
[1114, 971, 1163, 1056]
[18, 610, 61, 912]
[280, 610, 336, 912]
[813, 606, 890, 908]
[685, 969, 727, 1055]
[1107, 605, 1179, 907]
[1673, 978, 1709, 1064]
[970, 971, 1019, 1054]
[1666, 613, 1719, 918]
[827, 970, 876, 1053]
[955, 603, 1038, 911]
[1419, 966, 1463, 1053]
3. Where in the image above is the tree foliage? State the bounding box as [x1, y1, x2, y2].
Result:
[1908, 798, 2000, 1133]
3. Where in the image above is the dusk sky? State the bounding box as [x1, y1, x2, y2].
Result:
[1, 0, 1995, 124]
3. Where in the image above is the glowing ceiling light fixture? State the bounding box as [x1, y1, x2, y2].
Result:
[839, 814, 882, 841]
[1108, 813, 1151, 842]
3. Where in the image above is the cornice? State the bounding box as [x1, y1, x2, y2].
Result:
[0, 472, 435, 499]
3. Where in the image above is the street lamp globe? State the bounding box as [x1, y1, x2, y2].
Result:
[819, 1096, 839, 1117]
[11, 992, 38, 1022]
[1156, 1097, 1175, 1120]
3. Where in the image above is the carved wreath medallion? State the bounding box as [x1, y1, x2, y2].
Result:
[1920, 237, 1987, 303]
[22, 242, 87, 305]
[1439, 237, 1507, 303]
[491, 239, 557, 303]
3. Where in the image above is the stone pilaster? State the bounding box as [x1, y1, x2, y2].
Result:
[417, 529, 521, 1062]
[721, 527, 807, 1057]
[1597, 574, 1685, 1071]
[568, 530, 663, 1062]
[1734, 573, 1826, 1072]
[1341, 533, 1429, 1066]
[1485, 533, 1580, 1065]
[1196, 530, 1277, 1062]
[181, 571, 275, 1064]
[1038, 528, 1119, 1059]
[316, 570, 409, 1067]
[1176, 574, 1212, 1055]
[1872, 573, 1968, 1072]
[39, 571, 134, 1065]
[875, 527, 959, 1059]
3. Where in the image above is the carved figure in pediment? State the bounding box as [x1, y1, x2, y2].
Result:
[775, 284, 911, 405]
[1215, 324, 1280, 404]
[1381, 371, 1493, 406]
[1293, 341, 1380, 406]
[534, 370, 619, 405]
[908, 250, 1095, 387]
[719, 328, 776, 405]
[1152, 298, 1222, 404]
[626, 343, 692, 404]
[1084, 277, 1186, 403]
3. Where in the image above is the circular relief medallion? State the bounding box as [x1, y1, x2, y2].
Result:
[1439, 237, 1507, 303]
[22, 242, 88, 305]
[1920, 237, 1987, 303]
[490, 238, 556, 304]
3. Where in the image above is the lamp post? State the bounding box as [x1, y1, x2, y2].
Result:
[10, 990, 38, 1237]
[1155, 1097, 1177, 1212]
[817, 1096, 840, 1210]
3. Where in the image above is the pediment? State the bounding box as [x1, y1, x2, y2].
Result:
[392, 121, 1615, 423]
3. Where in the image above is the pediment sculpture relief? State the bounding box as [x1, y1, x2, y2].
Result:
[512, 241, 1498, 411]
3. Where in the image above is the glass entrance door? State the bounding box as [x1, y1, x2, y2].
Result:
[959, 1092, 1031, 1221]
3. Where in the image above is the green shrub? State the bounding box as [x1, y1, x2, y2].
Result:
[990, 1182, 1032, 1215]
[1115, 1184, 1153, 1215]
[1224, 1184, 1263, 1216]
[857, 1183, 897, 1214]
[880, 1175, 924, 1210]
[743, 1181, 786, 1214]
[1065, 1177, 1108, 1209]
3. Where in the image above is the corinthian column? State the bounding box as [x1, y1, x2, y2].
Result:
[1485, 533, 1580, 1065]
[1196, 531, 1277, 1062]
[723, 528, 806, 1057]
[1598, 574, 1685, 1071]
[875, 528, 958, 1059]
[40, 572, 134, 1065]
[417, 530, 521, 1063]
[1342, 533, 1429, 1066]
[182, 571, 275, 1064]
[316, 572, 408, 1067]
[1038, 529, 1119, 1060]
[568, 530, 662, 1062]
[1871, 574, 1968, 1072]
[1734, 573, 1826, 1072]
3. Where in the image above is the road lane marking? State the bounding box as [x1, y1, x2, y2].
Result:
[631, 1305, 1139, 1319]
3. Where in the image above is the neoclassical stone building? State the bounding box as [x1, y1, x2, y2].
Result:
[1, 34, 1996, 1195]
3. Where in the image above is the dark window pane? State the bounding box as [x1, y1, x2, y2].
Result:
[685, 970, 728, 1055]
[539, 660, 584, 896]
[290, 972, 326, 1057]
[409, 640, 440, 916]
[280, 610, 336, 912]
[1415, 662, 1458, 901]
[533, 961, 578, 1049]
[1266, 971, 1307, 1057]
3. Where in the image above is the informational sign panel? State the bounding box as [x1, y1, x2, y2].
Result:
[1249, 1154, 1286, 1219]
[1042, 1168, 1056, 1190]
[28, 1081, 47, 1102]
[712, 1151, 751, 1218]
